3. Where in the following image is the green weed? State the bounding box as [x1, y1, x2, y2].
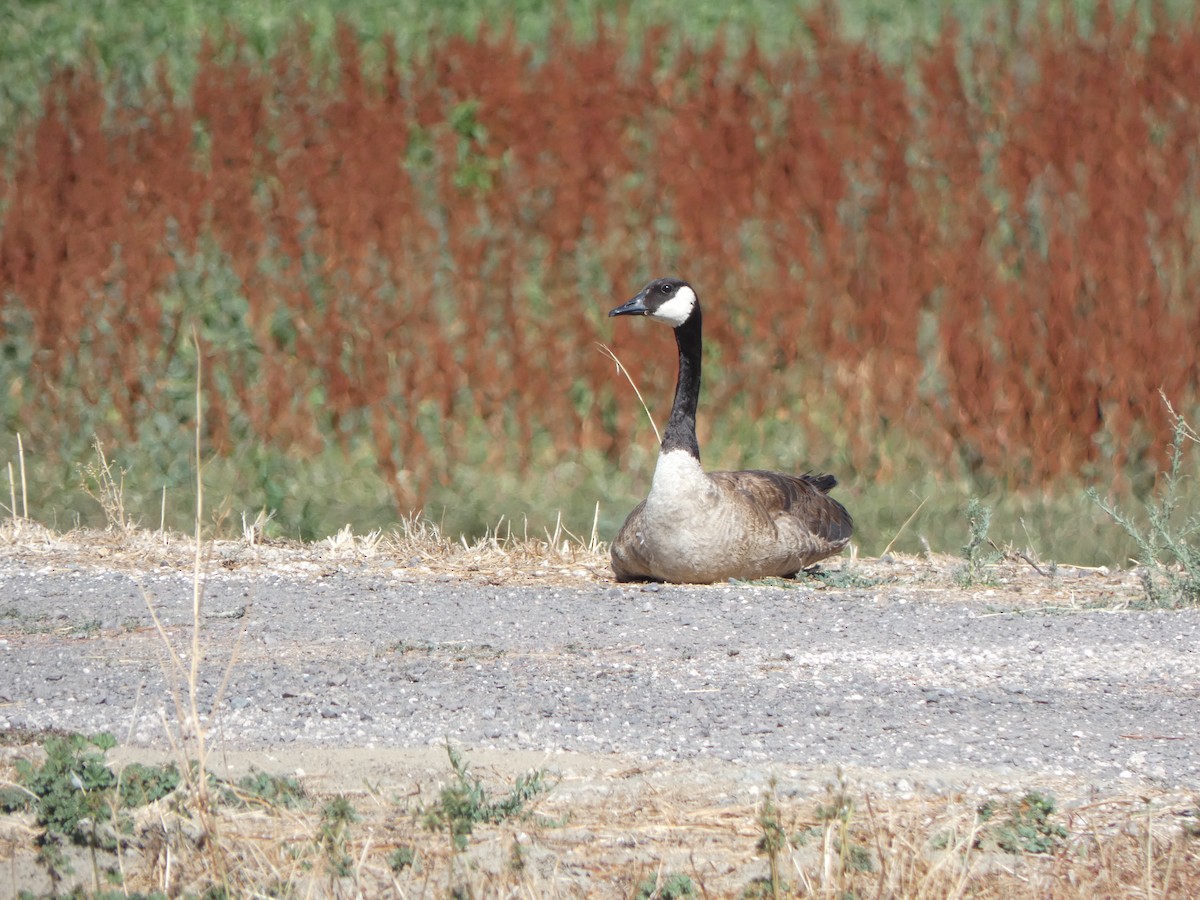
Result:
[807, 566, 885, 590]
[957, 498, 998, 586]
[636, 871, 696, 899]
[317, 795, 360, 881]
[0, 608, 55, 636]
[1089, 403, 1200, 607]
[118, 762, 182, 808]
[10, 732, 179, 886]
[388, 844, 417, 872]
[976, 792, 1068, 856]
[448, 99, 502, 192]
[421, 741, 555, 852]
[15, 733, 119, 849]
[815, 770, 875, 880]
[740, 878, 779, 899]
[227, 769, 308, 810]
[752, 783, 790, 899]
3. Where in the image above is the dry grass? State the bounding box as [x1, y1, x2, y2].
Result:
[0, 513, 612, 586]
[2, 744, 1197, 898]
[0, 510, 1156, 607]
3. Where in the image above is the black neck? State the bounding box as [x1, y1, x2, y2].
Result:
[661, 306, 702, 460]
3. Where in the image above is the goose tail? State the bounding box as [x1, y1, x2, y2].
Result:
[801, 472, 838, 494]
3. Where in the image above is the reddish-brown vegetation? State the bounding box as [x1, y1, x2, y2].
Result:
[3, 4, 1199, 510]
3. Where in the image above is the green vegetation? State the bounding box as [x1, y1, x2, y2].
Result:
[814, 770, 876, 878]
[317, 795, 361, 880]
[5, 416, 1169, 565]
[0, 731, 556, 894]
[749, 784, 791, 899]
[636, 871, 697, 899]
[0, 0, 1141, 139]
[0, 0, 839, 142]
[387, 844, 417, 872]
[227, 769, 308, 809]
[15, 732, 121, 846]
[957, 498, 1000, 586]
[976, 792, 1069, 856]
[5, 732, 179, 886]
[421, 741, 555, 852]
[1089, 402, 1200, 607]
[1, 731, 1196, 896]
[118, 762, 184, 809]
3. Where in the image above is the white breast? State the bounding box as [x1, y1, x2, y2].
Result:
[646, 449, 711, 511]
[634, 450, 731, 573]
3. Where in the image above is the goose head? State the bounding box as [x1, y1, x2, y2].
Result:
[609, 277, 698, 328]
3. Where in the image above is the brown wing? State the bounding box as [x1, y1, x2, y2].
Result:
[708, 469, 854, 546]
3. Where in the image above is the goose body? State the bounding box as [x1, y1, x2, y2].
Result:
[609, 278, 852, 584]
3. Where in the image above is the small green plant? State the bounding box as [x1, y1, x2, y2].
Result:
[0, 607, 54, 636]
[814, 770, 875, 881]
[976, 791, 1068, 855]
[388, 844, 416, 872]
[843, 842, 875, 873]
[317, 795, 360, 880]
[448, 99, 501, 192]
[118, 761, 181, 807]
[957, 498, 998, 586]
[636, 871, 696, 899]
[0, 784, 29, 812]
[753, 782, 790, 899]
[807, 567, 885, 589]
[229, 769, 307, 809]
[740, 878, 777, 899]
[11, 732, 180, 887]
[814, 771, 855, 830]
[15, 732, 119, 850]
[1089, 402, 1200, 607]
[71, 618, 103, 637]
[422, 741, 554, 852]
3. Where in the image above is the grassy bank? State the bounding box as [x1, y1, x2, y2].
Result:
[0, 428, 1162, 567]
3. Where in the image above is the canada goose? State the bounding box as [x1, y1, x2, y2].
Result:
[608, 277, 853, 584]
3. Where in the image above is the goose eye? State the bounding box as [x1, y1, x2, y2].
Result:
[660, 284, 673, 294]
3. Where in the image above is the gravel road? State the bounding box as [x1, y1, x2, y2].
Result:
[2, 546, 1198, 796]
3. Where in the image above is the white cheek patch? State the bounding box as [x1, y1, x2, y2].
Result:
[651, 285, 696, 327]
